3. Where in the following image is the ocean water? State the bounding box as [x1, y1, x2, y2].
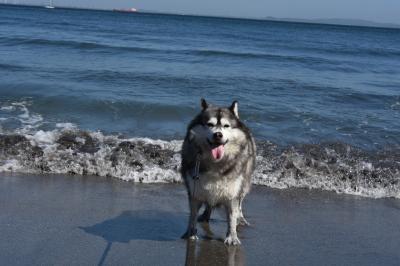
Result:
[1, 5, 399, 198]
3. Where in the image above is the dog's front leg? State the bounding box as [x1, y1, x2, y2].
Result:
[181, 198, 201, 240]
[224, 199, 241, 245]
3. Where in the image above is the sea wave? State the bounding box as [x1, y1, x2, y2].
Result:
[0, 36, 362, 72]
[185, 49, 358, 69]
[0, 63, 28, 71]
[0, 36, 158, 53]
[0, 126, 399, 199]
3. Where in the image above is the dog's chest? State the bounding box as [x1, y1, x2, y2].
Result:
[194, 172, 243, 205]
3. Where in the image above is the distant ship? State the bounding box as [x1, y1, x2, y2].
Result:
[45, 0, 55, 9]
[113, 8, 138, 13]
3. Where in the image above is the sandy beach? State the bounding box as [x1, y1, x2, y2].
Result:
[1, 173, 399, 265]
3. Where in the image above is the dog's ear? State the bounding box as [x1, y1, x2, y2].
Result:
[201, 98, 209, 110]
[229, 100, 239, 118]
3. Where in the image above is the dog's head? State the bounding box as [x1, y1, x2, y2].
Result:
[188, 99, 246, 162]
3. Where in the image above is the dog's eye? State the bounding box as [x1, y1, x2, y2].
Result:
[206, 123, 214, 127]
[223, 124, 230, 128]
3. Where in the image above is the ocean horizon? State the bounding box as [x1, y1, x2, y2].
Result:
[2, 3, 400, 29]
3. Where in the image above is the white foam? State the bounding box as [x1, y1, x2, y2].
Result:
[0, 159, 23, 172]
[0, 101, 43, 134]
[26, 130, 59, 147]
[19, 130, 183, 183]
[125, 137, 182, 152]
[253, 155, 400, 199]
[0, 106, 15, 111]
[56, 123, 77, 130]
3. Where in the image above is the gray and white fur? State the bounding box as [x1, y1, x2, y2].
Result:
[181, 99, 256, 245]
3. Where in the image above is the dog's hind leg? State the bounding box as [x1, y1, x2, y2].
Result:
[197, 203, 212, 223]
[224, 199, 241, 245]
[237, 197, 250, 226]
[181, 198, 201, 240]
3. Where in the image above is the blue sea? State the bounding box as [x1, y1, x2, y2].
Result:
[0, 5, 399, 198]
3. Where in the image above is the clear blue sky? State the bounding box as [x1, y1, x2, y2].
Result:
[22, 0, 400, 24]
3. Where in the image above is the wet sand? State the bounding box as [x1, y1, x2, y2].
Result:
[0, 173, 399, 266]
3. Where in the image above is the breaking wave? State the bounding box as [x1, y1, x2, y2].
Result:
[0, 100, 399, 199]
[0, 126, 399, 199]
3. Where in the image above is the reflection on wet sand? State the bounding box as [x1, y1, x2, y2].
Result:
[185, 223, 245, 266]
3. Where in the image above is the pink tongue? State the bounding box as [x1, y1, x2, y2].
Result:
[211, 145, 225, 160]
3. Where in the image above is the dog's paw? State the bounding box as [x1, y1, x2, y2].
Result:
[224, 235, 241, 245]
[189, 235, 199, 240]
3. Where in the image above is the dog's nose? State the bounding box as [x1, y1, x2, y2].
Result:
[213, 132, 223, 140]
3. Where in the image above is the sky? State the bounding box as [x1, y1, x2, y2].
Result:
[16, 0, 400, 24]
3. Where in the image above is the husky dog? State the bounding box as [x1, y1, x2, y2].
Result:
[181, 99, 256, 245]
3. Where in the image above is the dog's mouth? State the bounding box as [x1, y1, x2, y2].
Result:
[207, 139, 228, 160]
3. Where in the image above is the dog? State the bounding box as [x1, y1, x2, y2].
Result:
[181, 99, 256, 245]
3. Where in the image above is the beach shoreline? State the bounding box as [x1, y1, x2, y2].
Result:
[1, 173, 399, 265]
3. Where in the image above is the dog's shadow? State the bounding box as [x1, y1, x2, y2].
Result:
[80, 210, 246, 266]
[79, 210, 186, 265]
